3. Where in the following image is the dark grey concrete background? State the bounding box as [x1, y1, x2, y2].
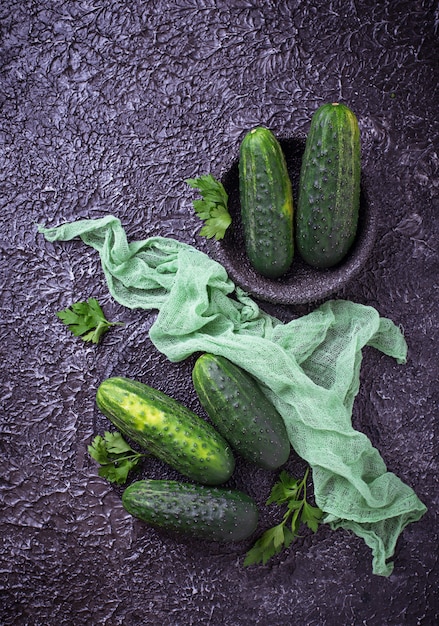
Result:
[1, 1, 438, 625]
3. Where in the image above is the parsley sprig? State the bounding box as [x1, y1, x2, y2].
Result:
[186, 174, 232, 240]
[88, 431, 148, 484]
[244, 468, 323, 566]
[57, 298, 123, 344]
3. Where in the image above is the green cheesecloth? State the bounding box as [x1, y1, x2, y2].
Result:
[38, 215, 427, 576]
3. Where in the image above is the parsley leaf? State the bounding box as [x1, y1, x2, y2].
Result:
[57, 298, 123, 344]
[186, 174, 232, 240]
[302, 500, 324, 532]
[88, 431, 148, 484]
[244, 468, 323, 567]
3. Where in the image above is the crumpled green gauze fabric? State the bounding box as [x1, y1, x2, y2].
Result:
[38, 215, 427, 576]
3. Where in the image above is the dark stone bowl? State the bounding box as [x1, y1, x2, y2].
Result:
[208, 137, 377, 305]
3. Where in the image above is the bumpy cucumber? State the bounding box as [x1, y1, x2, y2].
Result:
[192, 354, 290, 470]
[239, 126, 294, 278]
[296, 102, 361, 268]
[96, 377, 235, 485]
[122, 479, 259, 542]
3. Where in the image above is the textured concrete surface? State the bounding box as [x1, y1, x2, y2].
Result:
[1, 1, 438, 625]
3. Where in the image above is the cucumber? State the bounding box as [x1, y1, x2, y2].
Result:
[192, 354, 290, 470]
[122, 479, 259, 542]
[96, 377, 235, 485]
[239, 126, 294, 278]
[296, 102, 361, 268]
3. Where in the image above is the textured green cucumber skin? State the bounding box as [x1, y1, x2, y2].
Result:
[122, 479, 258, 542]
[192, 354, 290, 470]
[297, 103, 361, 268]
[96, 377, 235, 485]
[239, 126, 294, 278]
